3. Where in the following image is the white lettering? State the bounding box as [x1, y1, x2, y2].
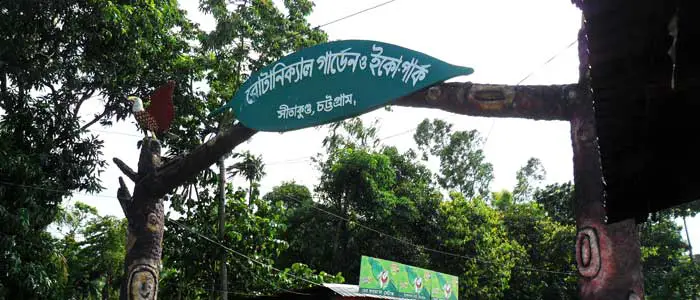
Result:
[254, 44, 432, 106]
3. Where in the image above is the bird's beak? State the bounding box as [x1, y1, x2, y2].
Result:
[127, 96, 139, 102]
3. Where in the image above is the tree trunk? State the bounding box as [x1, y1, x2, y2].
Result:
[248, 180, 253, 206]
[108, 78, 575, 298]
[115, 138, 165, 300]
[572, 20, 644, 300]
[122, 81, 572, 205]
[218, 157, 228, 300]
[102, 274, 110, 300]
[683, 216, 694, 259]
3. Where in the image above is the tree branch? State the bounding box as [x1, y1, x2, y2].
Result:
[113, 157, 137, 182]
[40, 79, 57, 96]
[116, 176, 132, 217]
[141, 81, 576, 200]
[1, 71, 7, 99]
[80, 107, 109, 131]
[392, 82, 578, 121]
[73, 88, 96, 117]
[151, 123, 257, 198]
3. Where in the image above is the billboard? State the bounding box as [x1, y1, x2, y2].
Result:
[358, 256, 458, 300]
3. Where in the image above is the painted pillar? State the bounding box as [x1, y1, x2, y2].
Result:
[571, 20, 645, 300]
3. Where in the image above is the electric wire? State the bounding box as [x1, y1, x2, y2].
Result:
[482, 39, 579, 146]
[2, 37, 584, 283]
[1, 180, 578, 276]
[1, 0, 612, 292]
[86, 124, 418, 166]
[168, 218, 323, 289]
[280, 194, 578, 276]
[315, 0, 400, 29]
[86, 36, 577, 161]
[0, 177, 320, 294]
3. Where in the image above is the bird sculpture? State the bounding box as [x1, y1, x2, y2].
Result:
[127, 80, 176, 141]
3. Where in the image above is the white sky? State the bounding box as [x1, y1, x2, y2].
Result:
[70, 0, 699, 251]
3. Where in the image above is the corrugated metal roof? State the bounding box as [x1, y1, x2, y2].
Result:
[322, 284, 405, 299]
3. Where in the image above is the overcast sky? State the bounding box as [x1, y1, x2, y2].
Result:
[72, 0, 699, 250]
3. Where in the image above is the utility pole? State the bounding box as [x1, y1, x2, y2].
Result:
[218, 157, 228, 300]
[683, 216, 694, 259]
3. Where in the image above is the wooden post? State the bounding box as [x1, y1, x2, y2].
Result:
[115, 138, 166, 300]
[218, 157, 228, 300]
[571, 21, 645, 300]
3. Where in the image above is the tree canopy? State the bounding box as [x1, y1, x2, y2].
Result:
[1, 0, 698, 299]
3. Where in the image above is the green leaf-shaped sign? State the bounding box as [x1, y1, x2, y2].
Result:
[210, 39, 474, 132]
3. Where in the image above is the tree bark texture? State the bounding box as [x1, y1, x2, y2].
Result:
[393, 82, 577, 121]
[115, 138, 165, 300]
[108, 78, 575, 298]
[129, 82, 574, 205]
[571, 21, 644, 300]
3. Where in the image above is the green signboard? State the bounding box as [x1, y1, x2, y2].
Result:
[209, 40, 474, 132]
[359, 256, 458, 300]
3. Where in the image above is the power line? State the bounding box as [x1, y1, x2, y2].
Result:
[282, 194, 578, 276]
[0, 179, 319, 295]
[482, 39, 578, 146]
[315, 0, 400, 29]
[86, 125, 417, 167]
[168, 223, 320, 296]
[2, 180, 578, 276]
[168, 218, 323, 288]
[515, 39, 578, 86]
[0, 181, 119, 199]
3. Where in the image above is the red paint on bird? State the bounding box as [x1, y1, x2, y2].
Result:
[145, 80, 176, 134]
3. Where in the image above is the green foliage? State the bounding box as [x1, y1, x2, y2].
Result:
[413, 118, 494, 199]
[2, 0, 698, 297]
[534, 181, 575, 225]
[512, 157, 546, 204]
[640, 214, 698, 298]
[1, 0, 194, 297]
[497, 201, 577, 299]
[49, 202, 126, 300]
[436, 193, 521, 299]
[227, 150, 266, 205]
[162, 180, 343, 298]
[268, 119, 443, 285]
[648, 258, 700, 299]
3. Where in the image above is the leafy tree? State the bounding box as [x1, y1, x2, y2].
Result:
[227, 151, 266, 205]
[316, 146, 397, 274]
[413, 118, 494, 199]
[266, 118, 443, 284]
[512, 157, 546, 203]
[533, 181, 576, 225]
[649, 258, 700, 299]
[527, 177, 699, 299]
[434, 192, 522, 299]
[496, 201, 577, 299]
[1, 0, 196, 297]
[70, 0, 326, 297]
[266, 182, 338, 272]
[640, 214, 699, 298]
[162, 177, 342, 299]
[50, 202, 126, 300]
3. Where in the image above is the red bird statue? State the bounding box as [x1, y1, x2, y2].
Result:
[127, 81, 176, 141]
